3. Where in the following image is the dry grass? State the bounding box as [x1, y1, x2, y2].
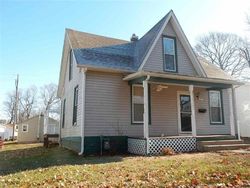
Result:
[0, 143, 249, 187]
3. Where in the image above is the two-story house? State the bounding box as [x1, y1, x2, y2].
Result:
[57, 10, 246, 155]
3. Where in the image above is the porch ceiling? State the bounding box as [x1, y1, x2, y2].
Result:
[124, 71, 242, 89]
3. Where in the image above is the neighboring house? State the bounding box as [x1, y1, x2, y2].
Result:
[236, 82, 250, 138]
[17, 114, 59, 143]
[57, 10, 243, 155]
[0, 123, 17, 140]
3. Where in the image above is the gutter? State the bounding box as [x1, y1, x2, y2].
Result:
[78, 68, 87, 155]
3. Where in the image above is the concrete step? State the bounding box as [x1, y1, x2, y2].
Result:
[203, 144, 250, 152]
[198, 140, 244, 146]
[196, 135, 236, 141]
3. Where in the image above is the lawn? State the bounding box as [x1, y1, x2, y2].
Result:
[0, 143, 249, 187]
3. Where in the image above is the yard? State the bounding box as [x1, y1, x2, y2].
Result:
[0, 143, 249, 187]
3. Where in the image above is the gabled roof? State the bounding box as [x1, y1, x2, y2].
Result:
[58, 10, 237, 97]
[17, 115, 58, 125]
[66, 29, 128, 49]
[137, 10, 206, 77]
[134, 13, 170, 69]
[67, 11, 206, 77]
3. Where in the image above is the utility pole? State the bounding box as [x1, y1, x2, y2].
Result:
[13, 74, 19, 141]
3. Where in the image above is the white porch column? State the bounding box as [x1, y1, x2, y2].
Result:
[189, 85, 197, 137]
[143, 79, 149, 139]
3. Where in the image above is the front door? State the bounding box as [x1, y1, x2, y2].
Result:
[179, 94, 192, 133]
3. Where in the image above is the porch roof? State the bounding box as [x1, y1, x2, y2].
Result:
[123, 71, 242, 89]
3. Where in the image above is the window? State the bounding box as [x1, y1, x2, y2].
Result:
[22, 124, 28, 132]
[163, 37, 177, 72]
[132, 85, 144, 123]
[209, 90, 223, 124]
[62, 99, 66, 128]
[69, 50, 73, 81]
[72, 85, 79, 126]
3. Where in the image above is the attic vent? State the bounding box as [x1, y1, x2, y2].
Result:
[130, 33, 138, 42]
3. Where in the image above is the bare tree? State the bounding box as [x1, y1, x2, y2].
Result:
[195, 32, 248, 77]
[242, 13, 250, 67]
[19, 86, 37, 121]
[240, 40, 250, 67]
[3, 92, 16, 124]
[40, 83, 59, 113]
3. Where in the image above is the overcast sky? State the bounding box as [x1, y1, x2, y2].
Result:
[0, 0, 250, 119]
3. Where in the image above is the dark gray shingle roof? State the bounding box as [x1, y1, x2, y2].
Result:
[73, 43, 136, 71]
[68, 12, 234, 81]
[70, 13, 169, 72]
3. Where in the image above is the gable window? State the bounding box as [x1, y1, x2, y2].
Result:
[132, 85, 144, 123]
[69, 50, 73, 81]
[62, 99, 66, 128]
[163, 37, 177, 72]
[22, 124, 28, 132]
[209, 90, 223, 124]
[72, 85, 79, 126]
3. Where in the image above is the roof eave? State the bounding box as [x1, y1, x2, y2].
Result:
[123, 71, 243, 85]
[76, 64, 136, 74]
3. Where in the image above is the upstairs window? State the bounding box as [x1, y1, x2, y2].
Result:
[209, 90, 223, 124]
[69, 50, 73, 81]
[72, 85, 79, 126]
[163, 37, 177, 72]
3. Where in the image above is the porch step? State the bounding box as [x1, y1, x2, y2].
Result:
[203, 144, 250, 152]
[196, 135, 236, 141]
[197, 139, 250, 151]
[198, 140, 244, 146]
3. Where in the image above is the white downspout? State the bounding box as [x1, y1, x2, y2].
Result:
[37, 114, 41, 141]
[78, 68, 87, 155]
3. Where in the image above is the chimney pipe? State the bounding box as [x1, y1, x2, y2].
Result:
[130, 33, 138, 42]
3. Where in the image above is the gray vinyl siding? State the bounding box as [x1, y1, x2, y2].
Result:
[60, 49, 82, 138]
[84, 72, 231, 137]
[85, 71, 142, 137]
[143, 20, 197, 76]
[195, 88, 231, 135]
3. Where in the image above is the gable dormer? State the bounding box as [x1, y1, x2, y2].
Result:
[138, 11, 206, 77]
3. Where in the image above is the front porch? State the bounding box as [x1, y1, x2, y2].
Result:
[125, 72, 239, 155]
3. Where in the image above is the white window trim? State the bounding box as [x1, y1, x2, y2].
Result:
[22, 124, 28, 132]
[73, 85, 79, 126]
[163, 37, 176, 72]
[177, 91, 192, 134]
[132, 84, 144, 124]
[209, 90, 223, 124]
